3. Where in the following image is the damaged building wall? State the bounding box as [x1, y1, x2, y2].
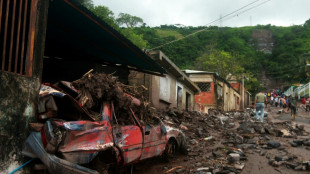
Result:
[129, 71, 197, 111]
[188, 73, 217, 113]
[216, 81, 224, 110]
[185, 71, 241, 113]
[0, 0, 49, 172]
[128, 71, 196, 112]
[180, 84, 195, 111]
[0, 73, 41, 171]
[224, 85, 241, 111]
[152, 74, 196, 110]
[229, 82, 252, 108]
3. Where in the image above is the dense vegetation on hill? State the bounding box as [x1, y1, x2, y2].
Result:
[80, 0, 310, 94]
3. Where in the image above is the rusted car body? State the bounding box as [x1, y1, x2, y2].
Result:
[22, 83, 186, 174]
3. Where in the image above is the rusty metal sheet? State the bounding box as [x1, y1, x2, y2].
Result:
[1, 0, 10, 71]
[20, 0, 28, 74]
[0, 0, 3, 34]
[8, 0, 16, 72]
[25, 0, 37, 76]
[14, 0, 23, 73]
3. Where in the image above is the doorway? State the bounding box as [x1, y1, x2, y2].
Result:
[177, 86, 182, 108]
[186, 92, 191, 111]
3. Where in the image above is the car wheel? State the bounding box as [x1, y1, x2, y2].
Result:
[162, 139, 177, 162]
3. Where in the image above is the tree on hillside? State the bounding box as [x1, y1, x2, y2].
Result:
[89, 6, 147, 49]
[116, 13, 144, 28]
[91, 6, 117, 28]
[195, 48, 244, 80]
[76, 0, 94, 9]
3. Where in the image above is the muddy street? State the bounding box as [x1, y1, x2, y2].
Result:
[130, 105, 310, 174]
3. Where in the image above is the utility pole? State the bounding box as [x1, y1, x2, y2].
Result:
[242, 74, 245, 110]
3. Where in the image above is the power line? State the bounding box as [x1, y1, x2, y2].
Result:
[222, 0, 271, 23]
[205, 0, 261, 26]
[150, 0, 271, 50]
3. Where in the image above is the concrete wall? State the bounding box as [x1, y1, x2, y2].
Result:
[230, 83, 251, 109]
[224, 86, 241, 111]
[188, 74, 216, 113]
[154, 74, 196, 110]
[188, 73, 241, 112]
[0, 72, 41, 172]
[129, 71, 196, 111]
[0, 0, 49, 172]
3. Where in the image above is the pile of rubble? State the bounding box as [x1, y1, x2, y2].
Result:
[31, 72, 310, 174]
[153, 108, 310, 174]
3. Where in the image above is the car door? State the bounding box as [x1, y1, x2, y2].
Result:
[112, 107, 143, 164]
[140, 118, 167, 160]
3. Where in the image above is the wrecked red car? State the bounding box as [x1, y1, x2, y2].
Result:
[23, 83, 186, 174]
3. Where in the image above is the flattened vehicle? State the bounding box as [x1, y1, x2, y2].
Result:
[23, 83, 186, 174]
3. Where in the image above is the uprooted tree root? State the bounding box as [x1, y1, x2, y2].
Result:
[72, 72, 154, 124]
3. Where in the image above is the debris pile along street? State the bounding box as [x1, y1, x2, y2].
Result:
[133, 107, 310, 174]
[24, 72, 186, 174]
[23, 72, 310, 174]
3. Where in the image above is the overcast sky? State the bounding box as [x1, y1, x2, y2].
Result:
[93, 0, 310, 27]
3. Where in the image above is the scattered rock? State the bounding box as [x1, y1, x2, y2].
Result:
[234, 163, 245, 170]
[228, 153, 240, 163]
[267, 140, 280, 148]
[196, 167, 209, 171]
[293, 139, 304, 146]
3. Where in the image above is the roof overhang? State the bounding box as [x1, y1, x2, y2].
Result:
[185, 69, 240, 94]
[44, 0, 166, 76]
[150, 51, 200, 94]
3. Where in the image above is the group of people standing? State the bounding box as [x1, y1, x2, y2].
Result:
[254, 91, 301, 122]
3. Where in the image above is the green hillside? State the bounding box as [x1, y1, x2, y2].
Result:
[134, 22, 310, 93]
[84, 2, 310, 94]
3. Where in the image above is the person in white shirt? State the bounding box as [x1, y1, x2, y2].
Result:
[274, 97, 279, 107]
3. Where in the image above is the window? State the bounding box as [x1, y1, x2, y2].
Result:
[0, 0, 35, 76]
[196, 82, 211, 92]
[160, 76, 170, 101]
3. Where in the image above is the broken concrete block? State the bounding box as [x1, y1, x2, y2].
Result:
[290, 142, 298, 147]
[304, 141, 310, 146]
[294, 165, 303, 171]
[212, 151, 223, 158]
[275, 155, 289, 162]
[296, 124, 305, 130]
[293, 139, 304, 146]
[267, 140, 280, 148]
[196, 167, 209, 171]
[234, 163, 245, 170]
[228, 153, 240, 163]
[235, 135, 244, 144]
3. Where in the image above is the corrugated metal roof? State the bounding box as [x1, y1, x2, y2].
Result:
[44, 0, 166, 75]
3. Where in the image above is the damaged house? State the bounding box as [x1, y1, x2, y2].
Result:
[129, 50, 200, 111]
[0, 0, 173, 172]
[184, 70, 241, 113]
[229, 82, 252, 109]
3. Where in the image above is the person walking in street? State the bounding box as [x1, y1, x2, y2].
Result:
[301, 97, 306, 110]
[306, 97, 310, 112]
[282, 97, 287, 108]
[275, 96, 279, 107]
[287, 96, 291, 113]
[290, 97, 298, 121]
[279, 97, 283, 108]
[254, 91, 267, 123]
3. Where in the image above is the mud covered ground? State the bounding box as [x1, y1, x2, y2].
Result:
[132, 105, 310, 174]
